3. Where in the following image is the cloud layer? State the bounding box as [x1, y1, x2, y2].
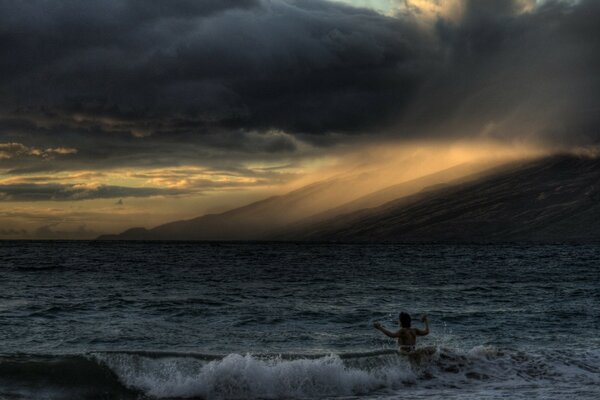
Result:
[0, 0, 598, 201]
[0, 182, 181, 202]
[1, 0, 424, 136]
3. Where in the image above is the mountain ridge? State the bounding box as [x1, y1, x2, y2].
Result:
[97, 161, 496, 241]
[98, 155, 600, 242]
[282, 155, 600, 242]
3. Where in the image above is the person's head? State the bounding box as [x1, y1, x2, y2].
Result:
[399, 312, 411, 328]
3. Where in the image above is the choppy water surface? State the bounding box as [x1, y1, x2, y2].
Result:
[0, 242, 599, 399]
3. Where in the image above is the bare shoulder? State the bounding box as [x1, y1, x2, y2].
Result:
[414, 326, 429, 336]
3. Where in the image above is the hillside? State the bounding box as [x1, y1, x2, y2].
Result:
[98, 161, 493, 240]
[286, 155, 600, 242]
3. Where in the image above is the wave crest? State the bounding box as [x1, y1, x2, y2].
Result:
[1, 347, 599, 399]
[94, 351, 416, 399]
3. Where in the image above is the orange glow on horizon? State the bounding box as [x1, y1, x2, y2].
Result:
[0, 138, 564, 238]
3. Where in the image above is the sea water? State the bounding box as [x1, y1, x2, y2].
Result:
[0, 242, 598, 399]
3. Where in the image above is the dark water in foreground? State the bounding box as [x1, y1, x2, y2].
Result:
[0, 242, 599, 399]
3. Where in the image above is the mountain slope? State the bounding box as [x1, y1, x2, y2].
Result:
[286, 155, 600, 242]
[98, 161, 494, 241]
[287, 161, 496, 229]
[99, 172, 373, 240]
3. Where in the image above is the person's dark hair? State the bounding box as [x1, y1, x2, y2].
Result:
[399, 312, 411, 328]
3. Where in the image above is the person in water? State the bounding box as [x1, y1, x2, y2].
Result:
[374, 312, 429, 352]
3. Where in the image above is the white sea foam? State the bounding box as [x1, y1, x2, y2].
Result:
[95, 352, 416, 399]
[93, 347, 600, 400]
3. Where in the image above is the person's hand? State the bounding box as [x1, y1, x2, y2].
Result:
[373, 322, 382, 329]
[421, 314, 428, 323]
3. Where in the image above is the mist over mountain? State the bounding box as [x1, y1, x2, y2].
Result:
[3, 1, 600, 236]
[98, 172, 372, 241]
[284, 155, 600, 242]
[98, 160, 491, 241]
[286, 162, 493, 229]
[99, 155, 600, 242]
[98, 172, 376, 241]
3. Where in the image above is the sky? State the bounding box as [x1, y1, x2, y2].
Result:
[0, 0, 598, 239]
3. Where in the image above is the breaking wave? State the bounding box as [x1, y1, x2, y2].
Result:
[1, 346, 599, 399]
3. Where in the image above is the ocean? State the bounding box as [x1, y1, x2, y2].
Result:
[0, 242, 598, 399]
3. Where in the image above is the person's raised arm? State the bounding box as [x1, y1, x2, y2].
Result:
[415, 315, 429, 336]
[373, 322, 398, 338]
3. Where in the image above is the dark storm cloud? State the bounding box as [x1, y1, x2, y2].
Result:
[397, 0, 600, 144]
[0, 0, 428, 137]
[0, 119, 300, 174]
[0, 0, 599, 173]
